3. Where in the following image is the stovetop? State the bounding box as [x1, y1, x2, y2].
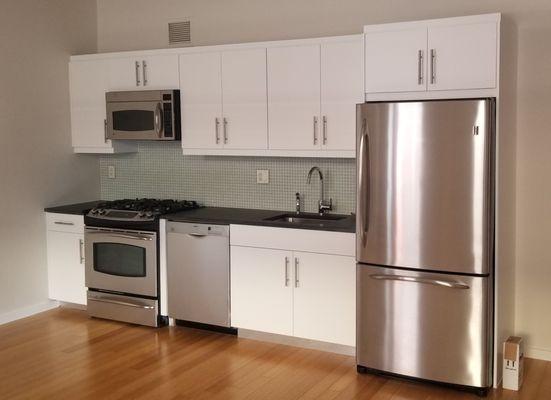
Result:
[85, 198, 202, 230]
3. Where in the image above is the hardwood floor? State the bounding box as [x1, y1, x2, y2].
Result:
[0, 308, 548, 399]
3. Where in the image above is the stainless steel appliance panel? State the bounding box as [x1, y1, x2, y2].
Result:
[85, 228, 157, 297]
[356, 99, 494, 275]
[167, 222, 230, 327]
[106, 89, 179, 141]
[87, 291, 158, 327]
[357, 264, 491, 387]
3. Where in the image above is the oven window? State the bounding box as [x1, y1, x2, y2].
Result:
[93, 243, 146, 277]
[113, 110, 154, 132]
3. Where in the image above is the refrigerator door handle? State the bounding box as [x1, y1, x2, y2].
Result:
[358, 118, 370, 246]
[369, 274, 470, 290]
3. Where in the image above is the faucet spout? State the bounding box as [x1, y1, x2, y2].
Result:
[306, 166, 332, 215]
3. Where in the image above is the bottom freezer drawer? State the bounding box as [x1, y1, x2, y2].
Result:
[356, 264, 492, 388]
[87, 292, 158, 327]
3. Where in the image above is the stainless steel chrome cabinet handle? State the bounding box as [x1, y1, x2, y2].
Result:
[215, 118, 220, 144]
[417, 50, 424, 85]
[86, 232, 153, 241]
[294, 258, 299, 288]
[358, 118, 370, 246]
[369, 274, 470, 289]
[104, 119, 108, 142]
[322, 115, 328, 145]
[88, 297, 155, 309]
[284, 257, 290, 287]
[430, 49, 436, 84]
[223, 117, 228, 144]
[142, 60, 147, 86]
[313, 116, 318, 145]
[54, 221, 75, 226]
[79, 239, 84, 264]
[135, 61, 141, 86]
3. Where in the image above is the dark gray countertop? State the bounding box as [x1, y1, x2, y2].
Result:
[44, 200, 103, 215]
[163, 207, 356, 233]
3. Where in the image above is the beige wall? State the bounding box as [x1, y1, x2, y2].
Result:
[0, 0, 100, 318]
[94, 0, 551, 359]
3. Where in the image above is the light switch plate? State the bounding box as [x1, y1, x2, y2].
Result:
[108, 166, 116, 179]
[256, 169, 269, 184]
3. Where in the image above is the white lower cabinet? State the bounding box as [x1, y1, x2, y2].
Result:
[231, 246, 293, 335]
[230, 226, 356, 346]
[292, 251, 356, 346]
[46, 213, 86, 305]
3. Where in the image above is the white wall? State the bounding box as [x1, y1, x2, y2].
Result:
[0, 0, 100, 320]
[94, 0, 551, 360]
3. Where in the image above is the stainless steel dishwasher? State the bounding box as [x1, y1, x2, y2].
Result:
[166, 221, 230, 327]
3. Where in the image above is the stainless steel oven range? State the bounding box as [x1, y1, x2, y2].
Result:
[84, 199, 201, 327]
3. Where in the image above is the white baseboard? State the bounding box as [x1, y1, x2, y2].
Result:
[238, 329, 355, 356]
[526, 346, 551, 361]
[0, 300, 59, 325]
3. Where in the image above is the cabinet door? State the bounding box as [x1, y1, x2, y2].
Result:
[267, 44, 321, 150]
[321, 37, 364, 151]
[364, 28, 427, 93]
[427, 21, 498, 91]
[69, 60, 110, 149]
[47, 231, 86, 305]
[230, 246, 293, 335]
[179, 52, 223, 149]
[293, 252, 356, 346]
[141, 54, 180, 89]
[221, 49, 268, 149]
[108, 55, 179, 90]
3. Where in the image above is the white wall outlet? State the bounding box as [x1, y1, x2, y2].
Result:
[108, 165, 116, 179]
[256, 169, 269, 184]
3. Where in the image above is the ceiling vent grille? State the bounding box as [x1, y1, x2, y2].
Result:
[168, 21, 191, 45]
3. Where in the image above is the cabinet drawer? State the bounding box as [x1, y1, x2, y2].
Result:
[230, 225, 355, 256]
[46, 213, 84, 233]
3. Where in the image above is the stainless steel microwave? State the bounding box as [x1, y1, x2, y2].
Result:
[105, 90, 180, 141]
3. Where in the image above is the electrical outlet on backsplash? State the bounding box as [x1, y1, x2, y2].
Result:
[99, 142, 356, 214]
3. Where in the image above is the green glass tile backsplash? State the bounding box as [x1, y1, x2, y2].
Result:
[100, 142, 356, 214]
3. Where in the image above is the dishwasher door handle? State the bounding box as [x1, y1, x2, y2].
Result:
[186, 233, 207, 238]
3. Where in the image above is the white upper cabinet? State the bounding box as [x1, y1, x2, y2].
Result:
[108, 54, 179, 90]
[364, 13, 500, 96]
[220, 49, 268, 149]
[364, 27, 427, 93]
[321, 37, 364, 150]
[268, 44, 321, 150]
[179, 52, 223, 149]
[427, 20, 498, 91]
[180, 49, 268, 150]
[69, 59, 136, 153]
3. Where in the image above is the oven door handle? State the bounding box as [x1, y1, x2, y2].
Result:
[86, 232, 154, 241]
[88, 297, 155, 309]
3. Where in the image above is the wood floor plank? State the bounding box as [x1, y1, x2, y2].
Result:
[0, 308, 549, 399]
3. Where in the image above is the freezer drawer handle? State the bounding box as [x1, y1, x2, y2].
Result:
[369, 274, 470, 289]
[88, 297, 155, 309]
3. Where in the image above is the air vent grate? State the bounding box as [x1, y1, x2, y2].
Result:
[168, 21, 191, 45]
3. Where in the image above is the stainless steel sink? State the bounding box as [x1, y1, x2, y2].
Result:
[264, 212, 347, 226]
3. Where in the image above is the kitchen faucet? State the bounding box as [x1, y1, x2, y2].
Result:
[307, 166, 333, 215]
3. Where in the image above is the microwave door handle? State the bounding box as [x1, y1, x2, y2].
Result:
[155, 102, 163, 137]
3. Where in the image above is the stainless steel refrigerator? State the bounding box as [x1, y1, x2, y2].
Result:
[356, 99, 495, 391]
